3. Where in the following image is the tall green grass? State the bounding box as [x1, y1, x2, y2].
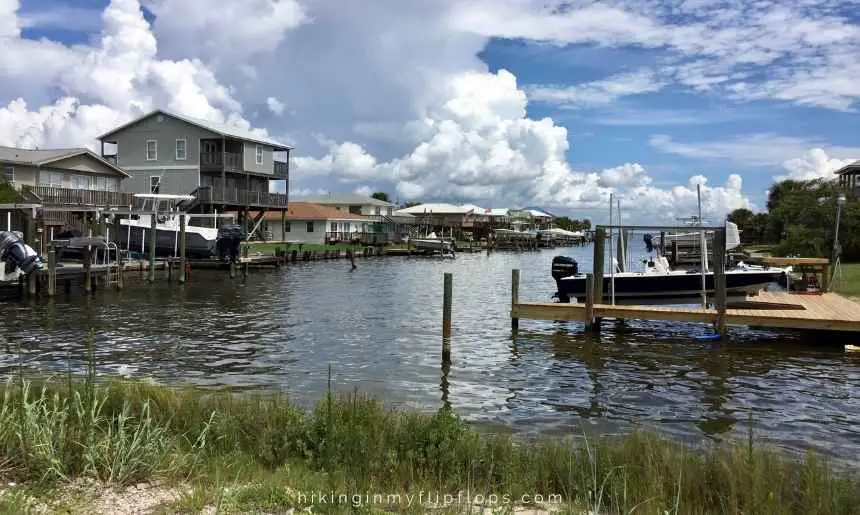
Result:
[1, 341, 858, 513]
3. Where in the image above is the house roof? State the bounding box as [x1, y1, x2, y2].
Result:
[0, 145, 130, 177]
[834, 160, 860, 175]
[248, 203, 370, 222]
[96, 109, 292, 151]
[297, 192, 395, 207]
[394, 203, 476, 215]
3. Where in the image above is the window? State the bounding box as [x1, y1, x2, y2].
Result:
[41, 170, 63, 187]
[2, 165, 13, 182]
[375, 207, 380, 215]
[330, 222, 338, 232]
[175, 139, 187, 160]
[150, 176, 161, 194]
[306, 221, 314, 232]
[74, 175, 91, 190]
[146, 140, 157, 161]
[284, 222, 291, 233]
[255, 145, 263, 165]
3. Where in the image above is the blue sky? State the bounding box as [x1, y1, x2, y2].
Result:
[4, 0, 860, 222]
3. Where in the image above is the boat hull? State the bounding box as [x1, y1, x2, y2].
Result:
[116, 224, 216, 259]
[555, 270, 786, 305]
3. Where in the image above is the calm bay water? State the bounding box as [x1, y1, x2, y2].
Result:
[1, 247, 858, 461]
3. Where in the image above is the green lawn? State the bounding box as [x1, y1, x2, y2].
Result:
[833, 262, 860, 298]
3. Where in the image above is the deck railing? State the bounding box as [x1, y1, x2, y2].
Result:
[325, 232, 389, 245]
[196, 186, 289, 208]
[200, 151, 244, 172]
[23, 185, 134, 207]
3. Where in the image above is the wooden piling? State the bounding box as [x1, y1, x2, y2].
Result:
[585, 273, 595, 331]
[47, 248, 56, 297]
[179, 214, 187, 283]
[83, 247, 92, 294]
[167, 260, 173, 282]
[442, 272, 453, 364]
[117, 251, 124, 290]
[511, 269, 520, 332]
[229, 261, 236, 279]
[713, 227, 728, 339]
[242, 260, 249, 280]
[147, 213, 157, 282]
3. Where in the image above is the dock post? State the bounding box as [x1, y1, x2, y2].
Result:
[713, 228, 728, 339]
[117, 252, 124, 290]
[47, 247, 56, 297]
[229, 260, 236, 279]
[585, 273, 595, 331]
[593, 227, 606, 304]
[442, 272, 453, 364]
[167, 260, 173, 282]
[83, 247, 92, 294]
[147, 212, 157, 282]
[179, 214, 187, 283]
[511, 269, 520, 332]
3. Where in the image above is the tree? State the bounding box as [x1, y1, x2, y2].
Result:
[371, 191, 390, 202]
[0, 177, 22, 203]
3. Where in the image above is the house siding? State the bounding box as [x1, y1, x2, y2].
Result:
[2, 164, 38, 187]
[121, 168, 200, 196]
[108, 113, 217, 169]
[46, 155, 123, 177]
[243, 142, 274, 175]
[269, 220, 327, 244]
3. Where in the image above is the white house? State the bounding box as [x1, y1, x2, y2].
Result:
[296, 192, 396, 216]
[255, 202, 372, 244]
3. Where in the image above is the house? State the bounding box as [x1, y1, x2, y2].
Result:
[96, 109, 291, 235]
[834, 161, 860, 200]
[249, 202, 374, 245]
[0, 145, 132, 235]
[296, 192, 408, 242]
[393, 203, 492, 239]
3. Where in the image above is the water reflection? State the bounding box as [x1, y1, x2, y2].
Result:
[0, 248, 856, 461]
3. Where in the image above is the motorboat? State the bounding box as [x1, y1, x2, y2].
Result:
[550, 221, 790, 305]
[0, 231, 43, 278]
[412, 232, 455, 257]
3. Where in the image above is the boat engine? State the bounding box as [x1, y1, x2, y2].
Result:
[643, 233, 654, 253]
[216, 224, 245, 263]
[551, 256, 578, 303]
[0, 231, 43, 275]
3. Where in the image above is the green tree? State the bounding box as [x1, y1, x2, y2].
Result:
[0, 177, 22, 203]
[371, 191, 390, 202]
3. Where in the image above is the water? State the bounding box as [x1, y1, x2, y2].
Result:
[1, 247, 858, 461]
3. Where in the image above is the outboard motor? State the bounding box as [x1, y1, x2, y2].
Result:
[551, 256, 578, 303]
[0, 231, 43, 275]
[643, 233, 654, 253]
[216, 224, 245, 263]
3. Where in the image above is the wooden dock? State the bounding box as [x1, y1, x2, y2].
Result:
[512, 290, 860, 332]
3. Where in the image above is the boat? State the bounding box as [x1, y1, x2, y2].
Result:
[550, 221, 790, 305]
[0, 231, 43, 279]
[412, 232, 455, 257]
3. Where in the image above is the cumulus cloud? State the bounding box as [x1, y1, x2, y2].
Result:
[266, 96, 285, 115]
[526, 69, 665, 108]
[778, 148, 856, 181]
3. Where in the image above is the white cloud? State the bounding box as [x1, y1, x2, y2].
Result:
[353, 185, 374, 197]
[778, 148, 856, 181]
[598, 163, 652, 188]
[650, 134, 860, 168]
[526, 69, 665, 108]
[266, 96, 285, 115]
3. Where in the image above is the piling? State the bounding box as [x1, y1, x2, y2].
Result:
[593, 227, 606, 305]
[179, 214, 187, 283]
[442, 272, 453, 364]
[242, 260, 249, 280]
[167, 260, 173, 282]
[511, 269, 520, 332]
[117, 251, 124, 290]
[47, 248, 56, 297]
[147, 213, 157, 282]
[229, 261, 236, 279]
[348, 249, 356, 269]
[584, 273, 595, 331]
[83, 247, 92, 294]
[713, 228, 728, 339]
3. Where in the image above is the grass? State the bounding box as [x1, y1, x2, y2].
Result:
[832, 262, 860, 298]
[1, 343, 858, 514]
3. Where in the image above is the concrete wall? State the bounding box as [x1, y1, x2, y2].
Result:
[242, 141, 274, 175]
[108, 113, 217, 168]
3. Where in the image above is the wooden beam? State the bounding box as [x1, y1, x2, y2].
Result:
[713, 227, 728, 338]
[593, 227, 606, 304]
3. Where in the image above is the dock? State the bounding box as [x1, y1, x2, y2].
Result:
[511, 289, 860, 333]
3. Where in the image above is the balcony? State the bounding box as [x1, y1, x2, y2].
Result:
[195, 185, 288, 209]
[23, 185, 134, 207]
[274, 160, 289, 179]
[200, 151, 243, 173]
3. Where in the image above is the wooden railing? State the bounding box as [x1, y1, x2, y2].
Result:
[196, 186, 289, 208]
[325, 232, 389, 245]
[23, 185, 134, 207]
[200, 151, 243, 172]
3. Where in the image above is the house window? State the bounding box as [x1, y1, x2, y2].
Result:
[175, 139, 187, 160]
[96, 177, 107, 191]
[150, 176, 161, 194]
[41, 170, 63, 187]
[146, 140, 157, 161]
[375, 207, 380, 215]
[330, 222, 337, 232]
[255, 145, 263, 165]
[2, 165, 13, 182]
[74, 175, 92, 190]
[306, 221, 314, 232]
[284, 222, 290, 233]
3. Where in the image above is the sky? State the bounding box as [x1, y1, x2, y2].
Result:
[2, 0, 860, 224]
